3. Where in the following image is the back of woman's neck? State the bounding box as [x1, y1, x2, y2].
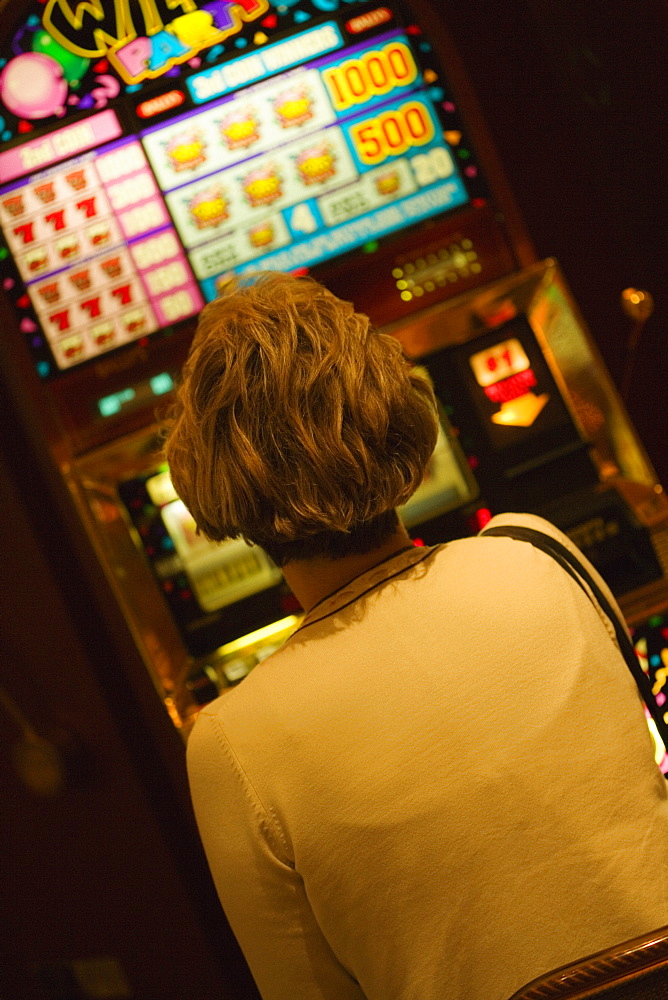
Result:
[281, 524, 413, 613]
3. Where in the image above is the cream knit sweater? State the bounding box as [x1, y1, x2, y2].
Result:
[187, 513, 668, 1000]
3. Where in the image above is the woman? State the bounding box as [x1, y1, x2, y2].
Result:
[165, 272, 668, 1000]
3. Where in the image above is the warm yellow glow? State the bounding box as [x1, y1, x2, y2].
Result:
[647, 716, 667, 766]
[621, 287, 654, 321]
[214, 615, 300, 659]
[164, 696, 183, 728]
[146, 468, 177, 507]
[491, 392, 550, 427]
[651, 648, 668, 697]
[401, 290, 413, 301]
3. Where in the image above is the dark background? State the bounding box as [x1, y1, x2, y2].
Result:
[442, 0, 668, 486]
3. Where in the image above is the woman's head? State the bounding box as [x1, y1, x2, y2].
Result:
[164, 272, 438, 564]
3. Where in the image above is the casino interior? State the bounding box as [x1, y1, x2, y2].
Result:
[0, 0, 666, 997]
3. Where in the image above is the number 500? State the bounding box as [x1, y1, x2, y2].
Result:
[350, 101, 435, 166]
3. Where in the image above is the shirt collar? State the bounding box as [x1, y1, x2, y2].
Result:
[294, 543, 442, 633]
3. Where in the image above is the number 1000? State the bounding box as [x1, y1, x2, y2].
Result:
[323, 42, 417, 112]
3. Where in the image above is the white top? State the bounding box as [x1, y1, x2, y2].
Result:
[187, 513, 668, 1000]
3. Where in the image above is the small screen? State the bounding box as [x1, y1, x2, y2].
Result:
[159, 496, 282, 613]
[461, 320, 577, 456]
[399, 407, 476, 527]
[424, 315, 583, 472]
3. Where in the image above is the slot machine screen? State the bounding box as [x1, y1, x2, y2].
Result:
[0, 0, 503, 381]
[424, 314, 587, 482]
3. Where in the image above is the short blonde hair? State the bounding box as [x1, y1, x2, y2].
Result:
[164, 272, 438, 562]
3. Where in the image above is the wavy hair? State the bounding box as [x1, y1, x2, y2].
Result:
[164, 272, 438, 564]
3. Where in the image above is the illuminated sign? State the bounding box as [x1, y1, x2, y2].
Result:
[469, 337, 549, 427]
[469, 337, 530, 388]
[161, 499, 282, 612]
[136, 91, 186, 120]
[489, 388, 550, 427]
[42, 0, 269, 85]
[346, 8, 393, 35]
[0, 111, 122, 183]
[187, 22, 344, 103]
[140, 29, 468, 299]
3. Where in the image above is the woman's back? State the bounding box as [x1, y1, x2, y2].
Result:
[188, 513, 668, 1000]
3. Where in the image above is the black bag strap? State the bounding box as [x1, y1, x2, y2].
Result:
[482, 524, 667, 746]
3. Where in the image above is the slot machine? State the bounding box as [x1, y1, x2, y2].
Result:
[1, 0, 668, 837]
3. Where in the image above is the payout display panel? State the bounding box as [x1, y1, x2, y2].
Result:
[0, 0, 507, 386]
[143, 28, 469, 299]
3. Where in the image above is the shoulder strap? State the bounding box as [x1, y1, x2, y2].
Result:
[482, 524, 667, 747]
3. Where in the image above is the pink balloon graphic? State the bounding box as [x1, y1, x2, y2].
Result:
[0, 53, 68, 119]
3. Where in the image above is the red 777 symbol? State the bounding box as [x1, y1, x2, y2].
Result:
[80, 297, 102, 318]
[76, 197, 97, 218]
[48, 309, 71, 331]
[45, 209, 66, 231]
[111, 283, 132, 305]
[13, 222, 35, 244]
